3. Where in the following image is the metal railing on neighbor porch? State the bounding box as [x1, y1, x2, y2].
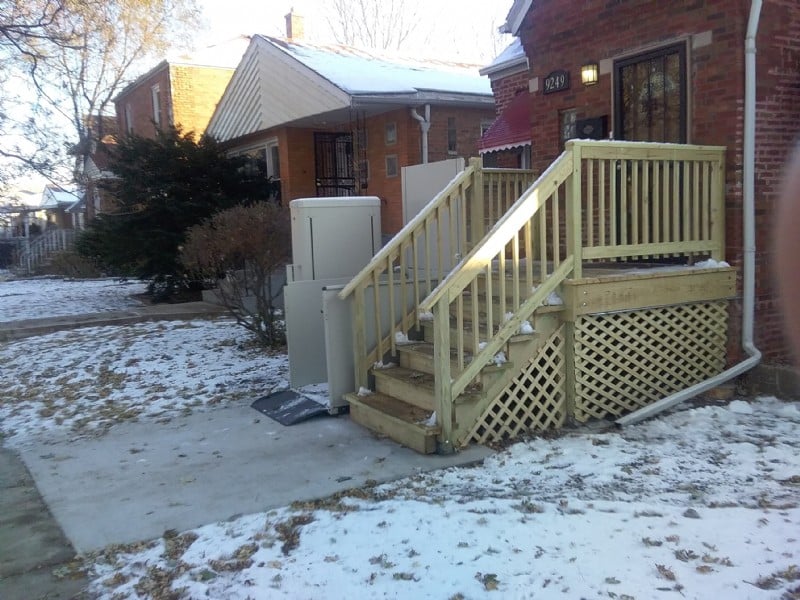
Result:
[16, 228, 77, 274]
[340, 140, 726, 443]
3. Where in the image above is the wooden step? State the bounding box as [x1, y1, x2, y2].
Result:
[372, 364, 486, 406]
[420, 319, 540, 352]
[345, 392, 440, 454]
[397, 341, 510, 377]
[372, 366, 435, 410]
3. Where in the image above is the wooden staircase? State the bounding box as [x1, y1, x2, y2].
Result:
[339, 141, 730, 454]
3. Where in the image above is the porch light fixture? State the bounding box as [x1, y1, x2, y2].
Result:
[581, 62, 599, 86]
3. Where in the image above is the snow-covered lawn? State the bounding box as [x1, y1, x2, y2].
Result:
[83, 398, 800, 600]
[1, 277, 798, 599]
[0, 275, 148, 322]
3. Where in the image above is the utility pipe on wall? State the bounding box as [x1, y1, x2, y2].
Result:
[410, 104, 431, 164]
[617, 0, 763, 426]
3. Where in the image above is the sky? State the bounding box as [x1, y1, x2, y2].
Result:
[1, 276, 799, 598]
[196, 0, 513, 64]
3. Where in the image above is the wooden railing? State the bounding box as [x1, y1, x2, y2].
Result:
[341, 140, 725, 447]
[338, 159, 536, 388]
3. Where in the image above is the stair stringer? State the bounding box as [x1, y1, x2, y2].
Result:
[452, 311, 567, 447]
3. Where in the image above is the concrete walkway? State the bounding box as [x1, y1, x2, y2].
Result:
[0, 303, 493, 597]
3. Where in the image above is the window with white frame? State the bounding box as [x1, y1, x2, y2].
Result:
[385, 154, 398, 178]
[125, 103, 134, 133]
[385, 122, 397, 145]
[151, 84, 162, 127]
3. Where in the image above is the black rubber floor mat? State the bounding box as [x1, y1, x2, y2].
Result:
[251, 390, 329, 426]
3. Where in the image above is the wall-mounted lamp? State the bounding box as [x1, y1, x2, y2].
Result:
[581, 63, 599, 86]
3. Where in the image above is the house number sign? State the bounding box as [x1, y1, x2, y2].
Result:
[543, 70, 570, 94]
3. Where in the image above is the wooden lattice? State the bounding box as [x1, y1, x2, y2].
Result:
[573, 301, 728, 422]
[466, 325, 567, 445]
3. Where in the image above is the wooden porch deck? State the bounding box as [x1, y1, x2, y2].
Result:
[340, 141, 731, 453]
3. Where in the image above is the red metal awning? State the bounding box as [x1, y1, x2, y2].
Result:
[478, 92, 531, 154]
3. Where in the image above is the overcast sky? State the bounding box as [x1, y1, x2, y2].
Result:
[196, 0, 513, 65]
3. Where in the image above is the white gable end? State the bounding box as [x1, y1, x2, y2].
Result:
[208, 36, 350, 142]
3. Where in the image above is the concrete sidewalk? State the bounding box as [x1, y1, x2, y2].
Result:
[1, 302, 493, 598]
[0, 301, 227, 342]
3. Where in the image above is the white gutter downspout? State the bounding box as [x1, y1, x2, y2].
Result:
[410, 104, 431, 164]
[618, 1, 763, 426]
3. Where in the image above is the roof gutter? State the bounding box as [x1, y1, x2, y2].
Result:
[617, 1, 763, 426]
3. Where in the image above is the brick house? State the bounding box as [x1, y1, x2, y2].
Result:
[114, 36, 249, 140]
[205, 16, 496, 235]
[496, 0, 800, 387]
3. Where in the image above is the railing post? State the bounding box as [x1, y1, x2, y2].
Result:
[468, 157, 484, 251]
[433, 295, 454, 454]
[566, 141, 583, 278]
[353, 283, 369, 390]
[710, 150, 726, 261]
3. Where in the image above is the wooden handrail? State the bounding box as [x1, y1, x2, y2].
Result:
[338, 164, 476, 300]
[419, 151, 571, 312]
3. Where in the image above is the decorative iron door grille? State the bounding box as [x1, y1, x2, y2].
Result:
[314, 132, 356, 197]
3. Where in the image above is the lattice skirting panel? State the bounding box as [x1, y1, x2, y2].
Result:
[465, 325, 567, 445]
[573, 301, 729, 422]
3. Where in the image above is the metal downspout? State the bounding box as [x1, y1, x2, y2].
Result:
[617, 1, 763, 426]
[410, 105, 431, 164]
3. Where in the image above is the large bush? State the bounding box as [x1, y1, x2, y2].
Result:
[181, 202, 291, 347]
[76, 126, 277, 300]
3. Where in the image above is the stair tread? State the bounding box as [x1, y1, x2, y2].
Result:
[345, 392, 440, 431]
[396, 341, 514, 370]
[373, 365, 434, 389]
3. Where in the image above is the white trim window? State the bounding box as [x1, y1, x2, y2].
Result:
[151, 84, 162, 127]
[125, 103, 134, 133]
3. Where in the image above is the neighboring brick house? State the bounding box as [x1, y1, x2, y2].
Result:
[114, 36, 249, 139]
[500, 0, 800, 383]
[206, 17, 495, 235]
[39, 185, 83, 230]
[478, 39, 532, 169]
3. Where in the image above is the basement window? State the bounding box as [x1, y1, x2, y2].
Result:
[385, 154, 399, 178]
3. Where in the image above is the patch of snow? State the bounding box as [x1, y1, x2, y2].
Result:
[477, 341, 488, 351]
[395, 331, 411, 344]
[418, 311, 434, 322]
[492, 351, 507, 366]
[373, 361, 396, 370]
[357, 387, 373, 397]
[503, 311, 514, 322]
[693, 258, 731, 269]
[419, 411, 437, 427]
[727, 399, 754, 415]
[519, 320, 534, 334]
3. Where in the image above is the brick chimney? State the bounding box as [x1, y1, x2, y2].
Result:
[285, 9, 304, 40]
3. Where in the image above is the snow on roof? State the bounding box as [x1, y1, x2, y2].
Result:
[480, 38, 527, 76]
[40, 185, 80, 209]
[168, 36, 251, 69]
[260, 35, 491, 97]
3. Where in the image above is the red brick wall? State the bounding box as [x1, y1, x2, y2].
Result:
[114, 64, 233, 140]
[490, 70, 529, 114]
[115, 65, 171, 139]
[517, 0, 799, 364]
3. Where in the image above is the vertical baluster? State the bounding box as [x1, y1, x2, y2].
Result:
[587, 159, 595, 248]
[354, 283, 368, 388]
[631, 159, 639, 246]
[642, 160, 650, 248]
[387, 256, 396, 357]
[682, 161, 691, 244]
[456, 294, 464, 372]
[524, 220, 534, 291]
[400, 240, 410, 332]
[599, 160, 606, 247]
[412, 230, 420, 323]
[552, 190, 561, 267]
[610, 159, 617, 247]
[424, 217, 432, 295]
[436, 206, 444, 281]
[512, 231, 520, 312]
[539, 202, 548, 278]
[498, 244, 507, 324]
[620, 159, 628, 246]
[702, 162, 711, 241]
[449, 194, 457, 273]
[372, 270, 383, 363]
[653, 160, 661, 244]
[672, 160, 680, 249]
[485, 262, 494, 341]
[471, 278, 481, 360]
[692, 162, 700, 244]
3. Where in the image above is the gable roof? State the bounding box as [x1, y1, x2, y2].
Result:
[502, 0, 533, 36]
[40, 185, 81, 210]
[207, 35, 493, 143]
[480, 39, 528, 77]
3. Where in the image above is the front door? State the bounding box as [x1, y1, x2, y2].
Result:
[612, 44, 688, 256]
[314, 132, 356, 197]
[614, 43, 687, 143]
